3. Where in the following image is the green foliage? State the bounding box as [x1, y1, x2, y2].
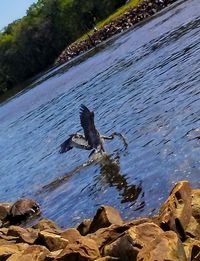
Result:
[0, 0, 127, 94]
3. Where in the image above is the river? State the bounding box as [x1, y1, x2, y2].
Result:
[0, 0, 199, 227]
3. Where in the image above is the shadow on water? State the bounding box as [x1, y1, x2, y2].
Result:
[37, 151, 142, 206]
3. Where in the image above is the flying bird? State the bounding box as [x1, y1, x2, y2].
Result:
[59, 104, 127, 157]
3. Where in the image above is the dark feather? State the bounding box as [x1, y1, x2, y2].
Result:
[59, 136, 73, 153]
[80, 105, 101, 149]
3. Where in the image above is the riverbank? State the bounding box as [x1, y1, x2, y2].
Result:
[0, 180, 200, 260]
[55, 0, 177, 65]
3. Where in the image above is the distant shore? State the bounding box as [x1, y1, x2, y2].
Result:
[55, 0, 178, 65]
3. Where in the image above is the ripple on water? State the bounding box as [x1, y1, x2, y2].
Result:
[0, 0, 200, 227]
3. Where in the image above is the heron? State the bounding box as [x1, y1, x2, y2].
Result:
[59, 104, 127, 157]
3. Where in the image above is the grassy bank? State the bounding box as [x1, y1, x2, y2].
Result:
[78, 0, 143, 42]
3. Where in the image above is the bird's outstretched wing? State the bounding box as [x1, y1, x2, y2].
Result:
[80, 105, 101, 149]
[59, 133, 91, 153]
[59, 135, 74, 153]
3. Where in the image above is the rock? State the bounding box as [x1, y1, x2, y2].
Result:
[9, 199, 40, 224]
[45, 249, 63, 260]
[77, 219, 91, 236]
[185, 216, 200, 240]
[0, 203, 12, 221]
[7, 225, 39, 244]
[103, 223, 186, 261]
[0, 243, 28, 260]
[61, 228, 81, 244]
[88, 218, 153, 254]
[183, 238, 200, 261]
[55, 236, 100, 261]
[6, 245, 50, 261]
[33, 219, 62, 234]
[37, 231, 69, 251]
[192, 189, 200, 223]
[103, 222, 163, 260]
[89, 205, 123, 233]
[87, 225, 126, 252]
[95, 257, 119, 261]
[159, 181, 192, 240]
[137, 231, 187, 261]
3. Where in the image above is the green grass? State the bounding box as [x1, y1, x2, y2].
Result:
[77, 0, 143, 42]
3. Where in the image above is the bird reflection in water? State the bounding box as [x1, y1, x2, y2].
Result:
[39, 151, 142, 207]
[92, 153, 142, 204]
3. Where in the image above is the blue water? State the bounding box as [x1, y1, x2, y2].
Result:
[0, 0, 199, 228]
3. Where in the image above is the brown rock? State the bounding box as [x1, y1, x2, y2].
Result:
[103, 222, 187, 261]
[88, 218, 153, 253]
[89, 205, 123, 233]
[0, 228, 18, 243]
[37, 231, 69, 251]
[159, 180, 192, 239]
[7, 225, 39, 244]
[7, 245, 50, 261]
[77, 219, 91, 236]
[5, 253, 22, 261]
[185, 216, 200, 240]
[192, 189, 200, 223]
[87, 225, 126, 252]
[61, 228, 81, 244]
[0, 243, 28, 260]
[137, 231, 187, 261]
[45, 249, 63, 260]
[183, 238, 200, 261]
[33, 219, 62, 234]
[0, 203, 12, 221]
[103, 222, 163, 260]
[95, 257, 119, 261]
[55, 236, 100, 261]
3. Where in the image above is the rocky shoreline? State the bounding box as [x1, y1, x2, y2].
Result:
[55, 0, 179, 65]
[0, 180, 200, 260]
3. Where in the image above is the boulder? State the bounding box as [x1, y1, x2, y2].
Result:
[55, 236, 100, 260]
[183, 238, 200, 261]
[0, 203, 12, 221]
[95, 257, 119, 261]
[33, 219, 62, 234]
[192, 189, 200, 223]
[137, 231, 187, 261]
[103, 222, 163, 260]
[77, 219, 91, 236]
[88, 218, 153, 253]
[37, 231, 69, 251]
[87, 225, 127, 252]
[89, 206, 123, 233]
[159, 181, 192, 240]
[103, 222, 187, 261]
[185, 216, 200, 240]
[7, 225, 39, 244]
[0, 243, 28, 260]
[61, 228, 82, 244]
[6, 245, 50, 261]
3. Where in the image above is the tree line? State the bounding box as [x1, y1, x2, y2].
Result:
[0, 0, 126, 95]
